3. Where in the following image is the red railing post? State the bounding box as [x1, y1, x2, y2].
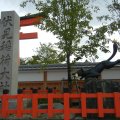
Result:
[1, 92, 120, 119]
[1, 94, 8, 118]
[64, 93, 70, 120]
[32, 94, 38, 118]
[17, 94, 23, 118]
[81, 93, 87, 118]
[114, 92, 120, 118]
[97, 92, 104, 117]
[48, 93, 53, 118]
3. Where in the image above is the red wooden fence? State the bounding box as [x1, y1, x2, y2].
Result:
[0, 92, 120, 120]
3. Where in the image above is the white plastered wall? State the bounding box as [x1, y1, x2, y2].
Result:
[47, 69, 68, 81]
[101, 68, 120, 80]
[18, 71, 44, 82]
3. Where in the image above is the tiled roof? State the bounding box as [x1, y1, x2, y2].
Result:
[19, 62, 120, 71]
[18, 62, 100, 71]
[20, 12, 46, 20]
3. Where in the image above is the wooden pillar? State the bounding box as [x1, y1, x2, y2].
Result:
[43, 71, 47, 90]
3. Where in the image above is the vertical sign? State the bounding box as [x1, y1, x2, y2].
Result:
[0, 11, 20, 94]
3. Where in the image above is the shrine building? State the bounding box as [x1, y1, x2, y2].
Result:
[18, 62, 120, 92]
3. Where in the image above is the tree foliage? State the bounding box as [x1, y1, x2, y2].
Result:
[97, 0, 120, 44]
[20, 0, 120, 90]
[21, 0, 98, 59]
[21, 42, 62, 65]
[20, 58, 26, 65]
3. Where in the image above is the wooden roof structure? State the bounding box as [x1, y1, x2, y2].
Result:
[19, 12, 45, 40]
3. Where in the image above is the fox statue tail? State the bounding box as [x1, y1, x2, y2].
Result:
[107, 42, 118, 61]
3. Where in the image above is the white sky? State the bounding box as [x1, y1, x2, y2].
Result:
[0, 0, 120, 62]
[0, 0, 59, 58]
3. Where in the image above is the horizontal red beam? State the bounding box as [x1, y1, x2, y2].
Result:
[20, 17, 43, 27]
[20, 32, 38, 40]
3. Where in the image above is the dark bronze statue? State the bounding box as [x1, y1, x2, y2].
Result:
[76, 42, 120, 79]
[74, 42, 120, 115]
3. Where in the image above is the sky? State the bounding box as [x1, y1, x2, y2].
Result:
[0, 0, 120, 62]
[0, 0, 59, 58]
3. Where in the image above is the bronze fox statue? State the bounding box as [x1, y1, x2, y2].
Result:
[76, 42, 120, 79]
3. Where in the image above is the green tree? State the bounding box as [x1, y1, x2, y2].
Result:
[20, 0, 117, 91]
[25, 42, 62, 65]
[97, 0, 120, 43]
[20, 58, 27, 65]
[98, 0, 120, 22]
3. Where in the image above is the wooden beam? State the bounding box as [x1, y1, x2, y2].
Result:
[20, 12, 45, 27]
[20, 32, 38, 40]
[20, 17, 43, 27]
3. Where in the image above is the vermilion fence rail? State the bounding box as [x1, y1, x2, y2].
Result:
[0, 93, 120, 120]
